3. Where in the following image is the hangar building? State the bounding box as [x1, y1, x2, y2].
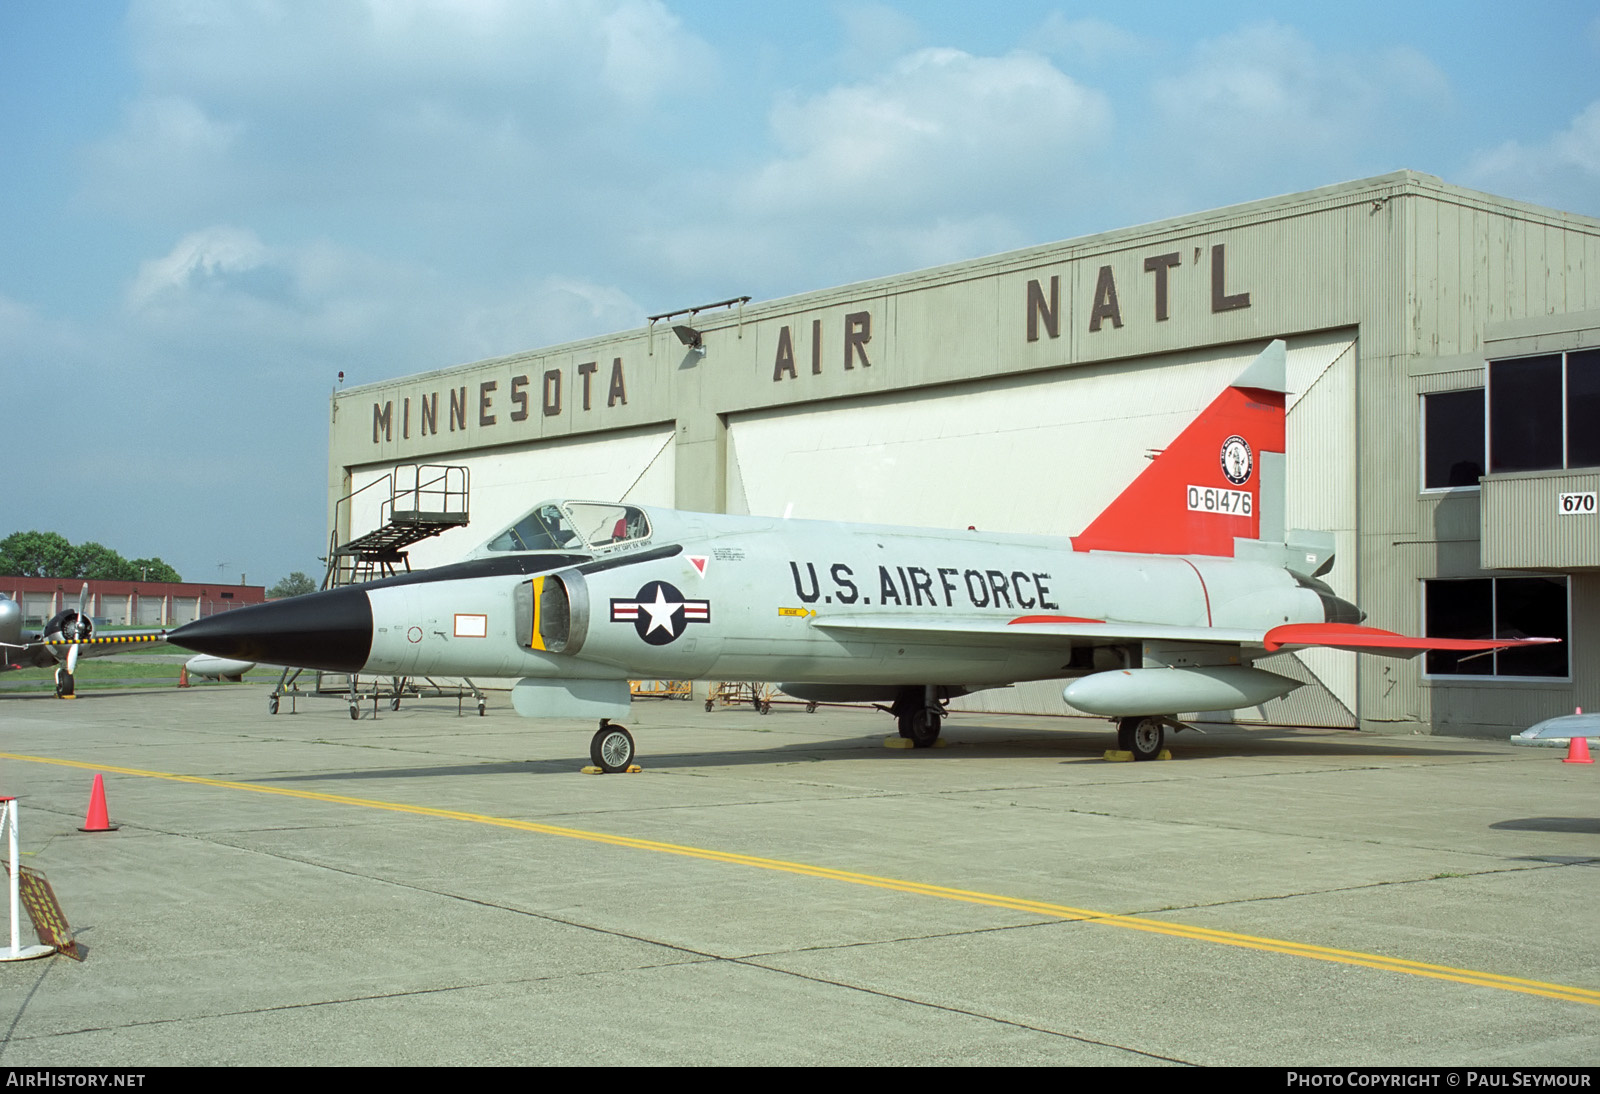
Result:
[328, 171, 1600, 738]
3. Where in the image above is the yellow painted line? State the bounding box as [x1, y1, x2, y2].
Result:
[5, 749, 1598, 1007]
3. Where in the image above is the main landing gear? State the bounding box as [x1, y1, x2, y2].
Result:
[590, 720, 636, 773]
[1116, 716, 1166, 762]
[889, 687, 946, 749]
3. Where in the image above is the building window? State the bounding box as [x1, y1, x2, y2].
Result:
[1423, 576, 1569, 678]
[1488, 349, 1600, 473]
[1422, 388, 1484, 489]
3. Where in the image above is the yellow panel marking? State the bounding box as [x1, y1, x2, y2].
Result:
[528, 576, 546, 651]
[4, 749, 1596, 1007]
[778, 607, 817, 618]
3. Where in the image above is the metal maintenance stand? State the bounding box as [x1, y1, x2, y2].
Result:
[0, 798, 55, 961]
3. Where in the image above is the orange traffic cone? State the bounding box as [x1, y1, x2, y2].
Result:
[178, 664, 189, 688]
[1564, 736, 1593, 764]
[78, 774, 119, 832]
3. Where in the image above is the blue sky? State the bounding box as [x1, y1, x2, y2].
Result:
[3, 1, 1598, 588]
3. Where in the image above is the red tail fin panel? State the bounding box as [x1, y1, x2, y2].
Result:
[1071, 379, 1285, 557]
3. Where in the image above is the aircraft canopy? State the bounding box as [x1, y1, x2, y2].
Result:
[483, 501, 652, 554]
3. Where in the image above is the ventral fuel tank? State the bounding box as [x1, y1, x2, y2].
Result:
[1062, 666, 1300, 718]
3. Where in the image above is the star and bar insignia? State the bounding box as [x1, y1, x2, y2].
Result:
[610, 581, 711, 645]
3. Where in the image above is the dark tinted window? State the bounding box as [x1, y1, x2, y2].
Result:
[1425, 579, 1492, 675]
[1567, 349, 1600, 469]
[1495, 577, 1569, 677]
[1423, 389, 1484, 488]
[1425, 576, 1568, 678]
[1489, 355, 1563, 473]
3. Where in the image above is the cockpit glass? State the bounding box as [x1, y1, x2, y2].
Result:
[485, 504, 582, 552]
[484, 502, 651, 552]
[563, 503, 651, 548]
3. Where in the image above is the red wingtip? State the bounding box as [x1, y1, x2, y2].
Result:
[1262, 622, 1561, 654]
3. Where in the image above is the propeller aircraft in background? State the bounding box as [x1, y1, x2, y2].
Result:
[1, 585, 168, 697]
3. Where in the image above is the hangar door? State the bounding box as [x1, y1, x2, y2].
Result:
[726, 333, 1358, 726]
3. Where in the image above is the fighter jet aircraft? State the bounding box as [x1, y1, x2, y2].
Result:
[1, 585, 167, 697]
[166, 341, 1553, 767]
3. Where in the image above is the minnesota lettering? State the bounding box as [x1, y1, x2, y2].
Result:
[371, 358, 628, 444]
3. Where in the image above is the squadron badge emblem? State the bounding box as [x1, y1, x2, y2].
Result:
[1220, 435, 1253, 486]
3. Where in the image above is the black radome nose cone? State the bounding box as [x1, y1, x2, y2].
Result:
[169, 587, 373, 673]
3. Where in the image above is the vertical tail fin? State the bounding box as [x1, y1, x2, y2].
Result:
[1071, 340, 1287, 557]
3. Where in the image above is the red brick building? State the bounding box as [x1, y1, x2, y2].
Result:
[1, 576, 267, 627]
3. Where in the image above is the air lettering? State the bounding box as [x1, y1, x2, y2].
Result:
[844, 311, 872, 370]
[774, 327, 797, 382]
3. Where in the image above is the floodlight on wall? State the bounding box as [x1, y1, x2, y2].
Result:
[673, 325, 705, 354]
[645, 295, 750, 357]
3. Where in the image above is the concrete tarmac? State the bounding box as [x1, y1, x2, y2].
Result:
[0, 685, 1595, 1066]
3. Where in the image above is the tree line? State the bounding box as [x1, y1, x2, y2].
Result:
[0, 531, 183, 583]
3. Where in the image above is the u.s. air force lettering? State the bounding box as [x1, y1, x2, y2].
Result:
[610, 581, 710, 645]
[788, 561, 1059, 610]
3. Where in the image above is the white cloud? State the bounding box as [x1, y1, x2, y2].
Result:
[127, 0, 711, 107]
[460, 277, 643, 361]
[126, 225, 270, 310]
[1031, 14, 1149, 64]
[835, 3, 924, 76]
[1464, 101, 1600, 216]
[1148, 23, 1451, 182]
[745, 47, 1111, 219]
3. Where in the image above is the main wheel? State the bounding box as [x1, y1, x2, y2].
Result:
[390, 696, 401, 711]
[268, 696, 280, 715]
[477, 699, 486, 716]
[590, 723, 635, 772]
[1117, 716, 1165, 761]
[899, 708, 941, 748]
[349, 704, 361, 721]
[705, 699, 715, 712]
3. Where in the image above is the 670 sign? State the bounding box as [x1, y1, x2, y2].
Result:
[1558, 491, 1597, 515]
